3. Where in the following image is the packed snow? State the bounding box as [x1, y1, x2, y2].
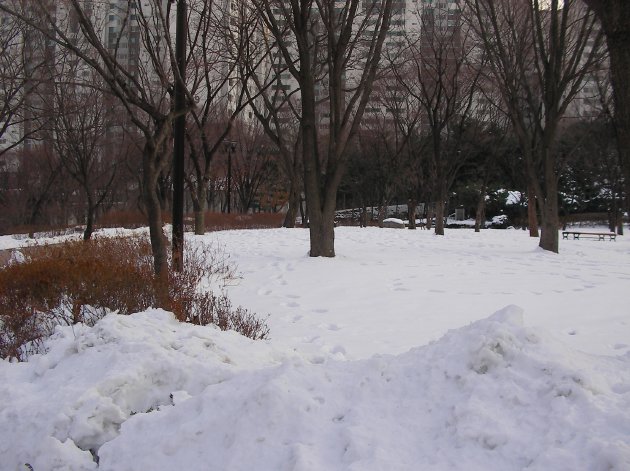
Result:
[1, 226, 629, 470]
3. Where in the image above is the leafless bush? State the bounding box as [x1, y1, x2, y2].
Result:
[184, 292, 269, 341]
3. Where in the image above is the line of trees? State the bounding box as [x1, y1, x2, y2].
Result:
[0, 0, 621, 274]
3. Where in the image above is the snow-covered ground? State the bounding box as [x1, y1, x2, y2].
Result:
[1, 226, 629, 470]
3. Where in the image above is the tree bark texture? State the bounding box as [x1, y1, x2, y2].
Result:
[190, 179, 207, 235]
[142, 127, 171, 282]
[538, 160, 560, 253]
[408, 199, 417, 229]
[194, 209, 205, 236]
[527, 184, 539, 238]
[283, 180, 300, 228]
[301, 79, 336, 256]
[434, 191, 446, 236]
[474, 183, 486, 233]
[608, 31, 630, 217]
[83, 193, 95, 240]
[583, 0, 630, 216]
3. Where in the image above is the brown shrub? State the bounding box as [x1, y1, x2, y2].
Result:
[204, 212, 284, 231]
[4, 210, 284, 237]
[0, 236, 269, 360]
[176, 292, 269, 340]
[98, 210, 283, 232]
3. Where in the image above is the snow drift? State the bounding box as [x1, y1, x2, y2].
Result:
[2, 305, 629, 471]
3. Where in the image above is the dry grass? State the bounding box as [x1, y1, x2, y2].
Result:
[203, 212, 284, 231]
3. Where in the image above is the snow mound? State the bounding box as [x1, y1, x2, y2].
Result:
[2, 306, 629, 471]
[0, 310, 284, 471]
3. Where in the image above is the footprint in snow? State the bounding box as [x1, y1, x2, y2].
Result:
[317, 323, 341, 331]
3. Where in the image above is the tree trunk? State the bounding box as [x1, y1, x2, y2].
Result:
[303, 143, 336, 256]
[434, 189, 446, 235]
[303, 173, 328, 253]
[83, 193, 95, 240]
[299, 196, 307, 227]
[158, 173, 171, 212]
[608, 207, 616, 233]
[474, 184, 486, 233]
[28, 191, 49, 234]
[378, 200, 388, 228]
[299, 62, 326, 247]
[283, 201, 298, 228]
[434, 200, 445, 235]
[307, 208, 335, 257]
[194, 209, 205, 235]
[538, 160, 560, 253]
[408, 199, 417, 229]
[539, 206, 559, 253]
[143, 147, 169, 282]
[283, 180, 300, 228]
[192, 185, 206, 235]
[604, 15, 630, 224]
[527, 184, 539, 238]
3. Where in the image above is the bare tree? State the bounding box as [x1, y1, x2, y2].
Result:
[370, 61, 428, 229]
[353, 110, 408, 227]
[466, 0, 605, 252]
[8, 144, 64, 233]
[250, 0, 393, 256]
[344, 142, 378, 227]
[0, 0, 197, 277]
[581, 0, 630, 219]
[236, 7, 306, 229]
[241, 61, 304, 228]
[184, 0, 267, 234]
[463, 115, 509, 232]
[394, 1, 482, 235]
[185, 115, 226, 231]
[0, 4, 55, 156]
[400, 133, 430, 230]
[51, 70, 121, 240]
[229, 119, 277, 213]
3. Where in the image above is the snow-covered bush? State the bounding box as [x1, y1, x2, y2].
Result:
[0, 236, 268, 360]
[489, 214, 509, 229]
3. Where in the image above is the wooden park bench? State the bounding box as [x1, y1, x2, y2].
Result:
[562, 231, 617, 241]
